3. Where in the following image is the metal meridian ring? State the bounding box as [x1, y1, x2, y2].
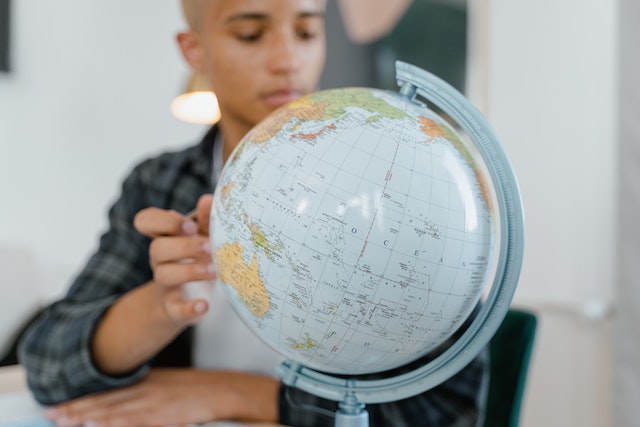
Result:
[277, 61, 525, 404]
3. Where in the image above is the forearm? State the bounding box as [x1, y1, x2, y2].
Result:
[91, 281, 186, 375]
[204, 371, 280, 422]
[42, 368, 280, 426]
[18, 297, 149, 405]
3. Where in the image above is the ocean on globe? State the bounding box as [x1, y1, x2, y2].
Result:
[210, 87, 495, 375]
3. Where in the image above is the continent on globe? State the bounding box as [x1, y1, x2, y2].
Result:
[214, 241, 270, 318]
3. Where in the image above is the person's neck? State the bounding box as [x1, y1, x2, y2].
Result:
[219, 121, 252, 164]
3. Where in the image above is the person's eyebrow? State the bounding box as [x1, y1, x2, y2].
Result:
[298, 11, 325, 19]
[225, 10, 325, 24]
[225, 13, 268, 24]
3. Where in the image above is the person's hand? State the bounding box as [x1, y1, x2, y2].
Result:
[90, 196, 216, 375]
[134, 194, 215, 326]
[43, 368, 280, 427]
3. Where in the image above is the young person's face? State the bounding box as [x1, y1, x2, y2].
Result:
[183, 0, 326, 134]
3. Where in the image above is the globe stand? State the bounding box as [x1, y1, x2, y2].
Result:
[335, 394, 369, 427]
[273, 60, 525, 427]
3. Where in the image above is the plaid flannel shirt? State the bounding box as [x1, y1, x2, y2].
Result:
[18, 126, 488, 426]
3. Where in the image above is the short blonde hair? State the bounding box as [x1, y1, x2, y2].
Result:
[180, 0, 206, 32]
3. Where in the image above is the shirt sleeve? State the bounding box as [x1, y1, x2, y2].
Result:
[278, 347, 489, 427]
[18, 162, 156, 405]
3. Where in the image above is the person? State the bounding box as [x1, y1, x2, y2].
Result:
[18, 0, 489, 426]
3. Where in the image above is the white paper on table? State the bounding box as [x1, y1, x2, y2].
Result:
[0, 392, 50, 427]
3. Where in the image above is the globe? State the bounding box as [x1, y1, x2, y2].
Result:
[210, 61, 524, 423]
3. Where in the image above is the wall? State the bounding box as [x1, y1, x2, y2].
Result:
[480, 0, 618, 426]
[616, 0, 640, 424]
[0, 1, 208, 343]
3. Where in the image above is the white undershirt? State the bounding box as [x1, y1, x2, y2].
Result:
[190, 131, 284, 375]
[192, 280, 284, 375]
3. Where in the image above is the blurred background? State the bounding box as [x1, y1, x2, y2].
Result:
[0, 1, 636, 426]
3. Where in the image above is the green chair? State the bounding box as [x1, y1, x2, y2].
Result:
[483, 309, 538, 427]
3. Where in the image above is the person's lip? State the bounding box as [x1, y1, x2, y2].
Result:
[262, 89, 302, 107]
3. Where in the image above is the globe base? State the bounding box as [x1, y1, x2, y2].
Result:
[335, 398, 369, 427]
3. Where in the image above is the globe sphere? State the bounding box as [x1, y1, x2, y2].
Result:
[210, 86, 495, 376]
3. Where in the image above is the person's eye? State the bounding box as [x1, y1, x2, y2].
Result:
[296, 19, 323, 41]
[230, 23, 265, 42]
[237, 32, 263, 42]
[296, 29, 318, 40]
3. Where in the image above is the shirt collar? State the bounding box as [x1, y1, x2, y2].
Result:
[189, 125, 219, 190]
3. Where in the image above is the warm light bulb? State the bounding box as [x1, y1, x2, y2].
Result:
[171, 91, 221, 124]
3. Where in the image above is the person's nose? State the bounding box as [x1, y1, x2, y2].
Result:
[267, 31, 301, 74]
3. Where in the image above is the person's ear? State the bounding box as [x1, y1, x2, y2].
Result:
[177, 31, 204, 72]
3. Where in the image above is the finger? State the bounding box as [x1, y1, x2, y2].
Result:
[196, 194, 213, 236]
[165, 298, 210, 322]
[148, 235, 211, 267]
[134, 208, 197, 238]
[153, 260, 216, 287]
[80, 402, 191, 427]
[45, 387, 140, 426]
[55, 402, 147, 427]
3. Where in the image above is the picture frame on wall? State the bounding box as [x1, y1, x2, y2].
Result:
[0, 0, 9, 72]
